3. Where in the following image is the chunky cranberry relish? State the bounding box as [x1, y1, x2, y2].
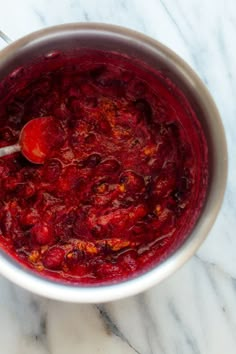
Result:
[0, 50, 208, 284]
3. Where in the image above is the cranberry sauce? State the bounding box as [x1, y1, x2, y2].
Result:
[0, 50, 208, 284]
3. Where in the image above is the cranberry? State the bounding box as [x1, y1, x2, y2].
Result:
[95, 262, 124, 279]
[20, 167, 38, 181]
[154, 175, 175, 198]
[31, 223, 53, 245]
[72, 264, 88, 276]
[3, 177, 19, 191]
[154, 164, 177, 198]
[95, 204, 146, 231]
[59, 148, 75, 164]
[55, 210, 76, 241]
[157, 207, 173, 222]
[42, 247, 65, 270]
[18, 182, 35, 199]
[85, 133, 96, 144]
[0, 127, 15, 142]
[43, 159, 62, 182]
[83, 153, 101, 168]
[120, 171, 145, 193]
[59, 165, 79, 191]
[21, 209, 39, 227]
[53, 103, 71, 121]
[97, 159, 120, 177]
[116, 108, 139, 128]
[0, 162, 9, 178]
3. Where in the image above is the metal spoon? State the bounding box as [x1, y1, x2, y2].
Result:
[0, 116, 58, 164]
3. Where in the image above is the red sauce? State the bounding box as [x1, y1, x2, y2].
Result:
[0, 50, 208, 284]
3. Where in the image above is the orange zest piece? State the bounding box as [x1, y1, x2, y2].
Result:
[28, 250, 40, 263]
[77, 241, 98, 254]
[119, 184, 126, 192]
[143, 145, 156, 156]
[97, 238, 140, 251]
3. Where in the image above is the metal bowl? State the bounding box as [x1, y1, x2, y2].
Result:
[0, 23, 227, 302]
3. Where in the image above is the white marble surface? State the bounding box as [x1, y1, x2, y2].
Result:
[0, 0, 235, 353]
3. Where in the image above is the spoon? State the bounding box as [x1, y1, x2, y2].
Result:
[0, 116, 60, 164]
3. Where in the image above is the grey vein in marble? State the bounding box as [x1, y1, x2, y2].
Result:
[96, 304, 141, 353]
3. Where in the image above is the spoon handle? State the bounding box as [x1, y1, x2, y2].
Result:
[0, 143, 21, 157]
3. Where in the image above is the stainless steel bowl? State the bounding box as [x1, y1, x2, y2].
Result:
[0, 23, 227, 302]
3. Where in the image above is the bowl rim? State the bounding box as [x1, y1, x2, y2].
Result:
[0, 22, 228, 303]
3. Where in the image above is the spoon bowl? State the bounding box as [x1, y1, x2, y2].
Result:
[0, 116, 58, 164]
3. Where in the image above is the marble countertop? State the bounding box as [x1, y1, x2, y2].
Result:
[0, 0, 235, 353]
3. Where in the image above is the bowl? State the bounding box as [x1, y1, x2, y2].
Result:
[0, 23, 227, 302]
